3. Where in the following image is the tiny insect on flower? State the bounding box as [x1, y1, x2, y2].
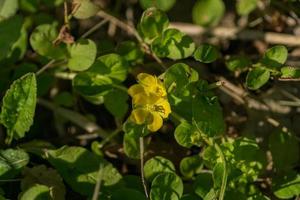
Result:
[128, 73, 171, 132]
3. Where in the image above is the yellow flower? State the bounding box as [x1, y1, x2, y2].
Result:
[128, 73, 171, 132]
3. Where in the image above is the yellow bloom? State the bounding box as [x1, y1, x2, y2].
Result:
[128, 73, 171, 132]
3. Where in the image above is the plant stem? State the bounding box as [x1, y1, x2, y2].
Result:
[139, 137, 149, 199]
[36, 59, 56, 76]
[92, 163, 104, 200]
[98, 127, 122, 148]
[81, 19, 109, 39]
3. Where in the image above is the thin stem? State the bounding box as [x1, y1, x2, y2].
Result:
[92, 164, 104, 200]
[81, 19, 109, 39]
[213, 142, 227, 200]
[98, 127, 122, 148]
[112, 84, 128, 93]
[139, 137, 149, 199]
[36, 59, 56, 76]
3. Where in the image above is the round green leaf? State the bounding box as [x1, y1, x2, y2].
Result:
[273, 171, 300, 199]
[0, 0, 18, 21]
[225, 55, 251, 72]
[104, 89, 128, 118]
[0, 149, 29, 179]
[280, 66, 300, 79]
[144, 156, 176, 181]
[0, 73, 37, 141]
[67, 39, 97, 71]
[111, 188, 147, 200]
[150, 173, 183, 200]
[139, 0, 176, 11]
[116, 41, 144, 64]
[236, 0, 257, 16]
[73, 0, 100, 19]
[192, 0, 225, 27]
[20, 184, 51, 200]
[151, 28, 195, 60]
[193, 44, 219, 63]
[174, 121, 201, 148]
[262, 45, 288, 69]
[246, 68, 270, 90]
[193, 172, 213, 198]
[179, 155, 202, 178]
[30, 23, 66, 59]
[180, 194, 199, 200]
[138, 7, 169, 43]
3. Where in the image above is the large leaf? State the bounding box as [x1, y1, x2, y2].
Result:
[21, 165, 66, 200]
[150, 173, 183, 200]
[104, 89, 128, 119]
[111, 188, 147, 200]
[0, 15, 23, 61]
[30, 23, 66, 59]
[192, 0, 225, 27]
[67, 39, 97, 71]
[138, 7, 169, 43]
[19, 184, 51, 200]
[193, 172, 214, 198]
[0, 73, 37, 142]
[151, 28, 195, 60]
[179, 155, 202, 178]
[174, 121, 201, 148]
[261, 45, 287, 69]
[273, 171, 300, 199]
[144, 156, 176, 181]
[0, 0, 18, 21]
[45, 146, 122, 196]
[0, 148, 29, 179]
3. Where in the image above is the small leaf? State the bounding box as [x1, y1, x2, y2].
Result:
[236, 0, 257, 16]
[144, 156, 176, 181]
[193, 172, 213, 198]
[273, 171, 300, 199]
[212, 162, 223, 188]
[138, 7, 169, 43]
[0, 73, 37, 142]
[0, 149, 29, 179]
[72, 0, 100, 19]
[174, 121, 201, 148]
[192, 0, 225, 27]
[280, 66, 300, 79]
[151, 28, 195, 60]
[67, 39, 97, 71]
[179, 155, 202, 178]
[21, 165, 66, 200]
[225, 55, 251, 71]
[104, 89, 128, 118]
[111, 188, 147, 200]
[116, 41, 144, 64]
[0, 15, 23, 61]
[180, 194, 199, 200]
[150, 173, 183, 200]
[194, 44, 219, 63]
[30, 23, 66, 59]
[246, 68, 270, 90]
[261, 45, 288, 69]
[139, 0, 176, 11]
[46, 146, 122, 196]
[19, 184, 51, 200]
[0, 0, 18, 21]
[269, 131, 299, 170]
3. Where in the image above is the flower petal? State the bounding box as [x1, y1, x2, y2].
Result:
[137, 73, 157, 87]
[130, 108, 150, 125]
[147, 112, 163, 132]
[128, 84, 144, 97]
[154, 98, 171, 118]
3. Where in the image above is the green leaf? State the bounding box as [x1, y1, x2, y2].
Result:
[139, 0, 176, 11]
[30, 23, 66, 59]
[192, 0, 225, 27]
[192, 93, 226, 137]
[73, 0, 100, 19]
[18, 140, 56, 156]
[144, 156, 176, 181]
[212, 162, 223, 188]
[20, 0, 39, 13]
[261, 45, 288, 69]
[138, 7, 169, 43]
[46, 146, 122, 196]
[174, 121, 201, 148]
[0, 149, 29, 179]
[111, 188, 147, 200]
[116, 41, 144, 64]
[104, 89, 128, 118]
[280, 66, 300, 79]
[273, 171, 300, 199]
[67, 39, 97, 71]
[54, 92, 74, 107]
[194, 44, 219, 63]
[180, 194, 199, 200]
[179, 155, 202, 178]
[269, 131, 299, 170]
[0, 73, 37, 142]
[150, 173, 183, 200]
[151, 28, 195, 60]
[0, 15, 23, 61]
[20, 184, 51, 200]
[246, 68, 270, 90]
[236, 0, 257, 16]
[0, 0, 18, 21]
[21, 165, 66, 200]
[122, 175, 144, 193]
[225, 55, 251, 71]
[193, 172, 213, 198]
